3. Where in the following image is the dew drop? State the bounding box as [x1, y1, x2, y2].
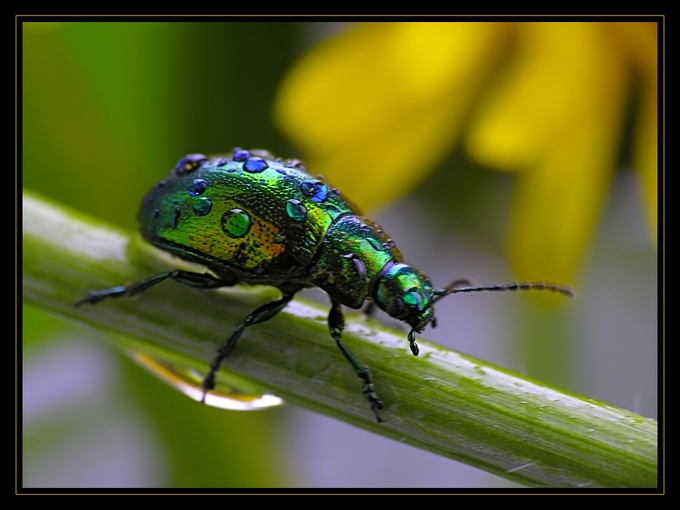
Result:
[232, 148, 251, 161]
[174, 154, 207, 175]
[221, 208, 251, 238]
[131, 352, 283, 411]
[285, 199, 308, 222]
[300, 180, 328, 202]
[193, 197, 212, 216]
[243, 157, 268, 173]
[188, 178, 208, 196]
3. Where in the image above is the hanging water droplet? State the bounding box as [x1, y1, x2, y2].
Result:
[285, 199, 307, 221]
[131, 352, 283, 411]
[221, 208, 251, 238]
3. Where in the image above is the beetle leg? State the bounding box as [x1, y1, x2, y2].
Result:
[201, 292, 296, 401]
[329, 300, 384, 423]
[74, 270, 237, 307]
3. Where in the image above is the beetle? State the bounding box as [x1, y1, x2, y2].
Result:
[75, 148, 573, 422]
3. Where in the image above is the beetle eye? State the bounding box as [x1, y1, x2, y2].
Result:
[402, 288, 424, 311]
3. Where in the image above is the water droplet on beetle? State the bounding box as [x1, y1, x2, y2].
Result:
[131, 352, 283, 411]
[175, 154, 207, 175]
[232, 148, 251, 161]
[300, 180, 328, 202]
[243, 157, 268, 173]
[285, 199, 307, 221]
[221, 208, 251, 238]
[188, 178, 207, 196]
[193, 197, 212, 216]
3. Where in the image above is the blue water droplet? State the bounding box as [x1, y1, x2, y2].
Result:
[285, 159, 308, 172]
[243, 157, 268, 173]
[221, 208, 251, 238]
[175, 154, 207, 175]
[300, 180, 328, 202]
[285, 199, 307, 222]
[188, 178, 207, 196]
[193, 197, 212, 216]
[232, 149, 251, 161]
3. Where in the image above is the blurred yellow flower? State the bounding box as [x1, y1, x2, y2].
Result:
[274, 21, 657, 284]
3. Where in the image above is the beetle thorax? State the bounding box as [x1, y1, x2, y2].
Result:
[308, 215, 401, 309]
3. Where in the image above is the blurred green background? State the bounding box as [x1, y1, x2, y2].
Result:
[21, 21, 657, 489]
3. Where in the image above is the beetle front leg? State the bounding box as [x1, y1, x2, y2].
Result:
[329, 300, 384, 423]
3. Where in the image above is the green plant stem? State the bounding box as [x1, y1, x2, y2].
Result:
[22, 190, 658, 488]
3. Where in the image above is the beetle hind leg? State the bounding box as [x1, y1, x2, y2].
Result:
[74, 269, 238, 307]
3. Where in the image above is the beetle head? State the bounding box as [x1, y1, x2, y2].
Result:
[374, 263, 438, 356]
[375, 264, 575, 356]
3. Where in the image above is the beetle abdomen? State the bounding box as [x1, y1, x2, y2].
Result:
[137, 149, 358, 283]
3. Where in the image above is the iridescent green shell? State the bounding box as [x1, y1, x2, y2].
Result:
[137, 148, 403, 305]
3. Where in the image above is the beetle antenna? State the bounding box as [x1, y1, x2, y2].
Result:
[432, 280, 574, 304]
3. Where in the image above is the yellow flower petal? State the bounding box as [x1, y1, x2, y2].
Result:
[609, 22, 658, 243]
[634, 76, 658, 244]
[274, 21, 656, 287]
[274, 22, 506, 210]
[504, 23, 631, 282]
[467, 23, 620, 171]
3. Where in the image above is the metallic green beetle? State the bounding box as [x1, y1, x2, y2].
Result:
[76, 148, 573, 422]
